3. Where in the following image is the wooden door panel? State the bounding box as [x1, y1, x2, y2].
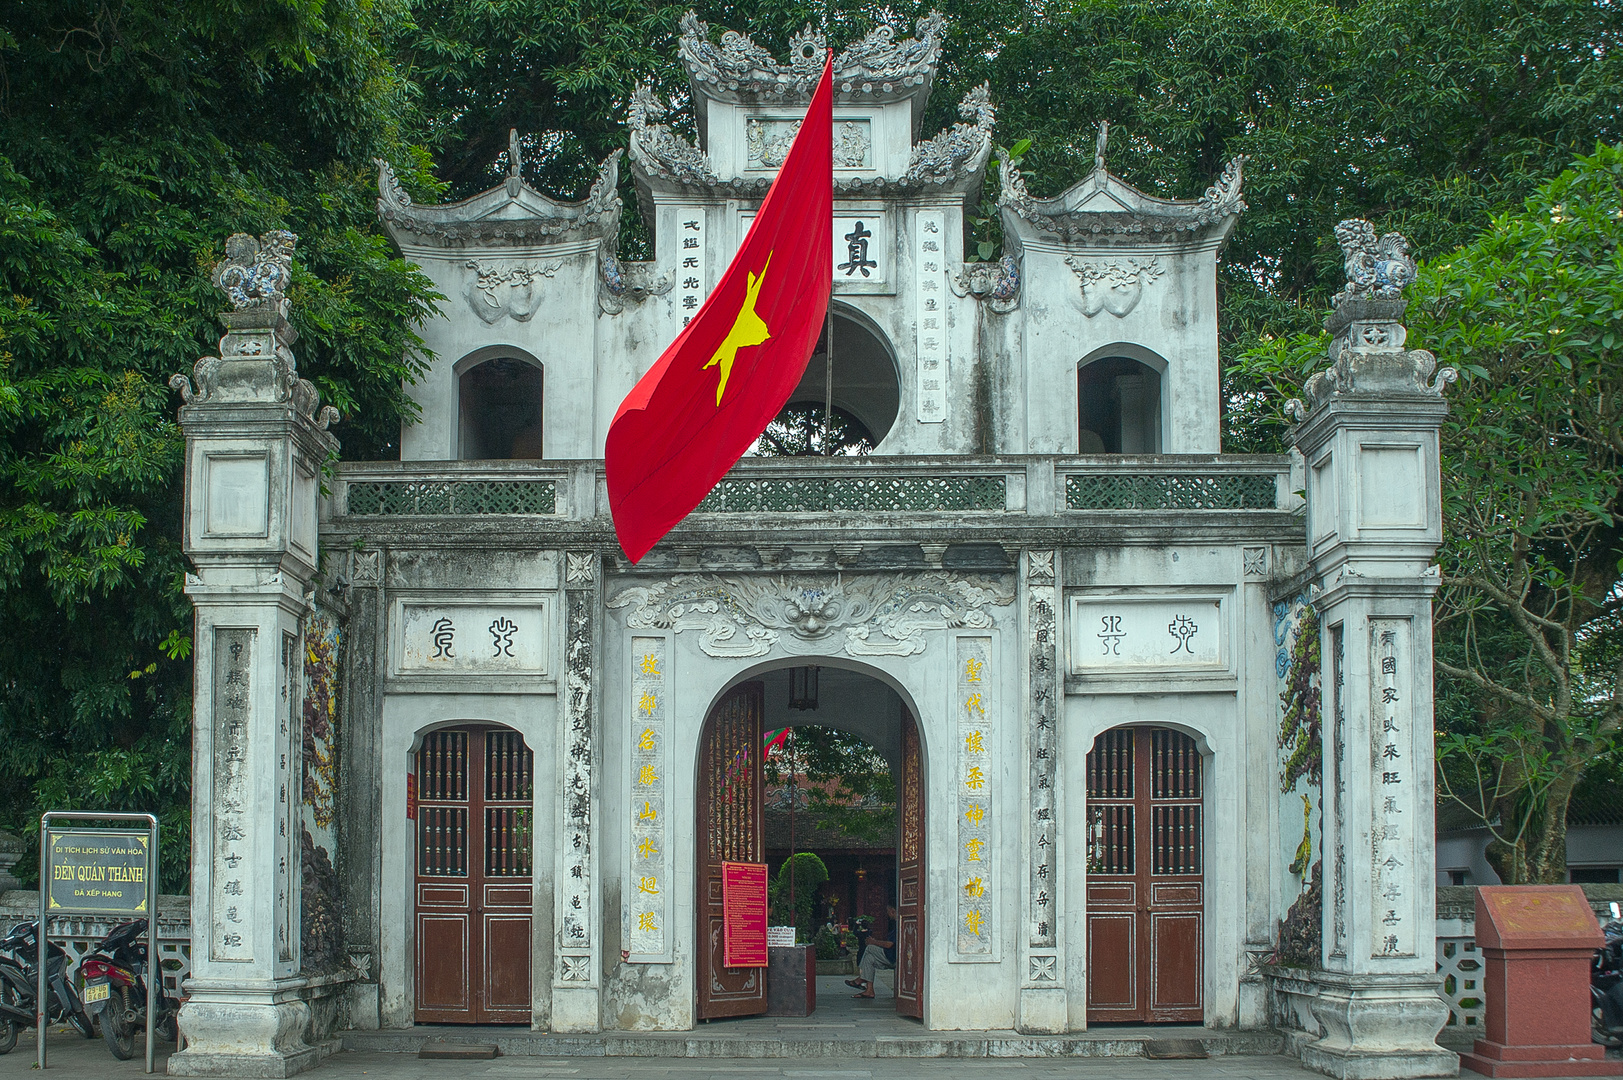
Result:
[895, 708, 924, 1018]
[696, 683, 767, 1020]
[416, 915, 470, 1015]
[1149, 913, 1202, 1015]
[1085, 726, 1204, 1024]
[1086, 914, 1137, 1011]
[483, 915, 533, 1016]
[414, 725, 534, 1024]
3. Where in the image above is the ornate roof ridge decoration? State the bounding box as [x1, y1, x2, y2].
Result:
[630, 79, 988, 198]
[999, 143, 1249, 244]
[375, 133, 620, 247]
[902, 83, 995, 187]
[606, 572, 1013, 659]
[678, 10, 945, 104]
[170, 231, 340, 432]
[628, 82, 720, 186]
[1285, 221, 1455, 421]
[595, 141, 674, 314]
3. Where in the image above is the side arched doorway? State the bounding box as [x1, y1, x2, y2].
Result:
[695, 669, 924, 1021]
[1085, 725, 1204, 1023]
[413, 724, 534, 1023]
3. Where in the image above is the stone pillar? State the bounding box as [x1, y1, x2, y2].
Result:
[168, 232, 340, 1077]
[1288, 221, 1458, 1080]
[551, 551, 602, 1030]
[1019, 549, 1067, 1031]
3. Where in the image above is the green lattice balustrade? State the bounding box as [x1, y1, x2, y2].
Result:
[345, 480, 557, 516]
[696, 475, 1006, 513]
[1065, 473, 1277, 510]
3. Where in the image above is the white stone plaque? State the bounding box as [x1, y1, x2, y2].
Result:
[1069, 596, 1224, 673]
[395, 601, 549, 676]
[204, 454, 269, 536]
[914, 210, 948, 423]
[674, 209, 706, 328]
[834, 214, 886, 283]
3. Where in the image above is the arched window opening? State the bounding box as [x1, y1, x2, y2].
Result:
[1078, 356, 1162, 454]
[459, 357, 543, 460]
[752, 309, 898, 456]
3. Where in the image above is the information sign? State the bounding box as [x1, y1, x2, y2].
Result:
[721, 861, 768, 968]
[38, 812, 159, 1074]
[45, 828, 150, 915]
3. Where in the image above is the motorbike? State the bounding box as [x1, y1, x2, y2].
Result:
[1594, 902, 1623, 1048]
[0, 921, 97, 1054]
[79, 920, 179, 1060]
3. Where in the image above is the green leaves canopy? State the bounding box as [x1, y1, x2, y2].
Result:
[0, 0, 440, 887]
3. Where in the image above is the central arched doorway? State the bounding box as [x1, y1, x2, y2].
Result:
[694, 665, 924, 1021]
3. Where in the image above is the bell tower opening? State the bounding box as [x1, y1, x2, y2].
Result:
[1078, 353, 1164, 454]
[753, 307, 900, 455]
[458, 355, 544, 460]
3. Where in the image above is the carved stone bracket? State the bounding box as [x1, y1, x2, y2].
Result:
[950, 254, 1021, 313]
[606, 573, 1014, 659]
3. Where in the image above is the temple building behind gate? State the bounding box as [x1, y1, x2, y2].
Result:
[163, 12, 1462, 1080]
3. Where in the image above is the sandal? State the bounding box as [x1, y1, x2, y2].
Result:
[844, 979, 864, 990]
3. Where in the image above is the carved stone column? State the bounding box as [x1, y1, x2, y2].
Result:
[551, 551, 602, 1030]
[167, 232, 340, 1077]
[1019, 549, 1067, 1032]
[1289, 222, 1458, 1080]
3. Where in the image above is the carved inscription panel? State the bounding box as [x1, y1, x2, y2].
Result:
[1068, 595, 1225, 674]
[392, 600, 550, 676]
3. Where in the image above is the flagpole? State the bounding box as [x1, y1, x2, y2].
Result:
[823, 309, 834, 454]
[823, 0, 834, 457]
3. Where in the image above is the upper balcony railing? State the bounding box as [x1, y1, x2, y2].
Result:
[327, 454, 1301, 523]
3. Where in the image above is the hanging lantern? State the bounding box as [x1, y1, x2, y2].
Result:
[788, 665, 819, 710]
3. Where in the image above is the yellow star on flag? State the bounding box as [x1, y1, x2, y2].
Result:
[703, 253, 773, 405]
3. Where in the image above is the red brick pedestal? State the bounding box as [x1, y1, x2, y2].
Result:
[1459, 885, 1622, 1077]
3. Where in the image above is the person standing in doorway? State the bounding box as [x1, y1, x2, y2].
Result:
[847, 901, 896, 998]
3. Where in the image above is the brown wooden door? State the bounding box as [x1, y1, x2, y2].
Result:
[895, 707, 924, 1018]
[696, 683, 767, 1019]
[1085, 726, 1203, 1023]
[414, 725, 534, 1024]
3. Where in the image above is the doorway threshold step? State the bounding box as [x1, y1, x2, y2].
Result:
[419, 1042, 500, 1060]
[344, 1028, 1283, 1059]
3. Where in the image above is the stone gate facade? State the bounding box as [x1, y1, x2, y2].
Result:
[165, 13, 1459, 1080]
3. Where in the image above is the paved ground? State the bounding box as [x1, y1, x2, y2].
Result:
[0, 1027, 1327, 1080]
[3, 1010, 1608, 1080]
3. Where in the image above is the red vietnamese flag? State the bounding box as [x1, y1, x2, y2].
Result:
[607, 55, 833, 563]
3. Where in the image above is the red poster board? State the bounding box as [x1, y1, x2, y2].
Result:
[721, 861, 768, 968]
[406, 773, 417, 820]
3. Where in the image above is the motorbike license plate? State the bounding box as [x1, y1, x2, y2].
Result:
[83, 981, 109, 1003]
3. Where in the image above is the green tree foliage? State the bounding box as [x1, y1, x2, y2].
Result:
[1240, 145, 1623, 882]
[0, 0, 440, 888]
[770, 851, 828, 943]
[767, 726, 896, 848]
